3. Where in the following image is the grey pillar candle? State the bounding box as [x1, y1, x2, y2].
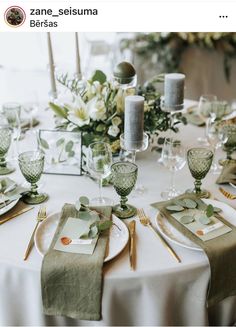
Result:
[164, 73, 185, 109]
[47, 32, 57, 97]
[75, 32, 81, 76]
[124, 95, 144, 150]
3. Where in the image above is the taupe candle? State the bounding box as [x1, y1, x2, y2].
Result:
[164, 73, 185, 109]
[75, 32, 81, 76]
[124, 95, 144, 150]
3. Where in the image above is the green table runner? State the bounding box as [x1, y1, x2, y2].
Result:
[41, 204, 112, 320]
[152, 193, 236, 307]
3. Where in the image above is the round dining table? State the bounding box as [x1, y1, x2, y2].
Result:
[1, 99, 236, 326]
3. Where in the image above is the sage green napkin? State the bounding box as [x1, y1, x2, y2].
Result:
[0, 177, 28, 208]
[216, 162, 236, 185]
[41, 204, 112, 320]
[152, 193, 236, 307]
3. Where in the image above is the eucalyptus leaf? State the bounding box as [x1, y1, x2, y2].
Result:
[206, 204, 214, 218]
[174, 199, 186, 207]
[180, 215, 195, 224]
[40, 138, 49, 149]
[91, 70, 107, 84]
[166, 205, 184, 212]
[68, 151, 75, 158]
[88, 225, 98, 238]
[199, 215, 211, 225]
[183, 199, 197, 209]
[79, 196, 89, 206]
[97, 220, 113, 232]
[79, 211, 92, 220]
[56, 138, 65, 147]
[65, 140, 74, 152]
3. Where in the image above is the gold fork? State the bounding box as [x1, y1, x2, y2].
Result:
[23, 207, 47, 261]
[137, 209, 181, 263]
[219, 187, 236, 200]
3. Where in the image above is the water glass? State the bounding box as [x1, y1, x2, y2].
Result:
[161, 138, 186, 200]
[197, 94, 217, 145]
[2, 102, 21, 159]
[0, 125, 15, 175]
[187, 148, 213, 198]
[87, 141, 113, 206]
[18, 151, 48, 204]
[111, 162, 138, 219]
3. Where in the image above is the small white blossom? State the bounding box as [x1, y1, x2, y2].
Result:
[112, 116, 122, 126]
[88, 97, 106, 121]
[108, 125, 120, 137]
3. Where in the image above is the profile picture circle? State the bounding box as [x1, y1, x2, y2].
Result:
[4, 6, 26, 27]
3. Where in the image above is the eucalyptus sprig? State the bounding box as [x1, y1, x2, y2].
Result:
[166, 198, 221, 226]
[75, 196, 119, 239]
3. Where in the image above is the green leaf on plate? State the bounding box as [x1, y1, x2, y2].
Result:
[174, 199, 186, 207]
[183, 199, 197, 209]
[79, 196, 90, 206]
[206, 204, 214, 218]
[166, 205, 185, 212]
[180, 215, 195, 224]
[88, 225, 98, 238]
[97, 220, 113, 232]
[199, 215, 211, 225]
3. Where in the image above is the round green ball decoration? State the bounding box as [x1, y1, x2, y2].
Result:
[113, 61, 136, 85]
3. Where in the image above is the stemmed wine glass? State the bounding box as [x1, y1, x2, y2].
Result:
[206, 120, 228, 174]
[120, 132, 148, 195]
[2, 103, 21, 160]
[187, 147, 213, 198]
[0, 125, 15, 175]
[161, 138, 186, 200]
[219, 125, 236, 165]
[197, 94, 217, 145]
[87, 141, 113, 206]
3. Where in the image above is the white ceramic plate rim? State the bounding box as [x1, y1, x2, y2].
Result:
[155, 199, 236, 252]
[34, 212, 129, 262]
[0, 198, 19, 216]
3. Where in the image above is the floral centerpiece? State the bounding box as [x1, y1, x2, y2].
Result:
[50, 69, 187, 154]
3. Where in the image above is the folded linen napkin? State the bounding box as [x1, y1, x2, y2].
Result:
[216, 162, 236, 185]
[152, 193, 236, 307]
[41, 204, 112, 320]
[0, 178, 27, 208]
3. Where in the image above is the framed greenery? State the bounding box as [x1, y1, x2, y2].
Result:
[38, 129, 83, 176]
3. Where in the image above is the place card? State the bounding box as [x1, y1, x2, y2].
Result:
[54, 217, 98, 254]
[171, 209, 232, 242]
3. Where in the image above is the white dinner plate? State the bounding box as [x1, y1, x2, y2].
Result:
[0, 198, 19, 216]
[34, 213, 129, 262]
[155, 199, 236, 252]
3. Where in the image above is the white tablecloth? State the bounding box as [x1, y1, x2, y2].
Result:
[1, 101, 236, 326]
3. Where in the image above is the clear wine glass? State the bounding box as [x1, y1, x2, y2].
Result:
[120, 132, 149, 195]
[207, 120, 228, 174]
[197, 94, 217, 145]
[161, 138, 186, 200]
[2, 103, 21, 160]
[87, 141, 114, 206]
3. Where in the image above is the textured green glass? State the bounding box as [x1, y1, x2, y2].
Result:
[2, 103, 21, 129]
[223, 125, 236, 162]
[0, 126, 15, 175]
[18, 151, 48, 204]
[111, 162, 137, 219]
[187, 148, 213, 198]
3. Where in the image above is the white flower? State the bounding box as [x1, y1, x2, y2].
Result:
[88, 97, 106, 121]
[108, 125, 120, 137]
[67, 97, 90, 127]
[112, 116, 122, 126]
[86, 81, 102, 100]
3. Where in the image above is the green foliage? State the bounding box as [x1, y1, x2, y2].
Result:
[91, 70, 107, 84]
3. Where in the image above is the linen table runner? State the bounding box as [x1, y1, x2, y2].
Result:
[41, 204, 112, 320]
[152, 193, 236, 307]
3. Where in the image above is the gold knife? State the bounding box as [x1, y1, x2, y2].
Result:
[128, 220, 136, 270]
[0, 206, 34, 225]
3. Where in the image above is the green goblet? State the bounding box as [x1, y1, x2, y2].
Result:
[187, 148, 213, 198]
[220, 125, 236, 165]
[111, 162, 138, 219]
[18, 150, 48, 204]
[0, 125, 15, 175]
